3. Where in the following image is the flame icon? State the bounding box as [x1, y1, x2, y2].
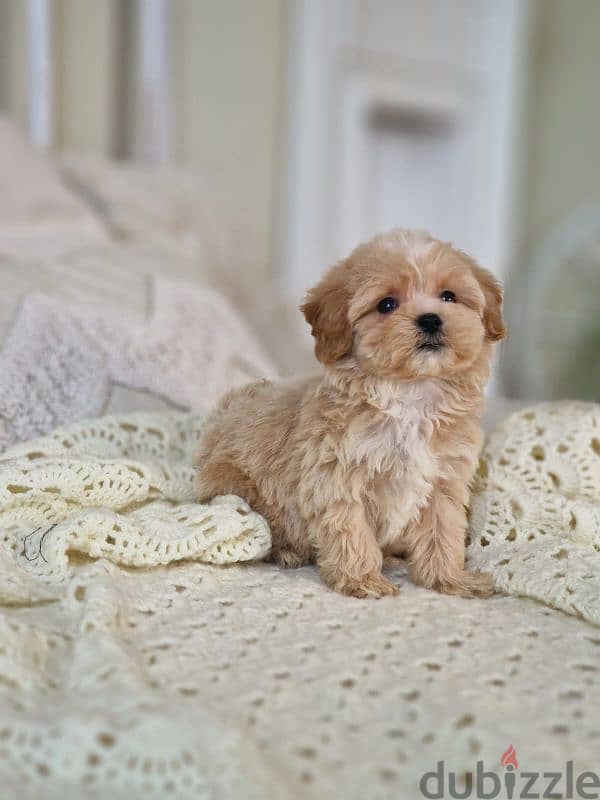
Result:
[501, 744, 519, 770]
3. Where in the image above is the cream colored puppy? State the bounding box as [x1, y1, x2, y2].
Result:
[195, 229, 506, 598]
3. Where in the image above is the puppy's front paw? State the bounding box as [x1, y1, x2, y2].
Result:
[327, 571, 400, 599]
[436, 570, 495, 598]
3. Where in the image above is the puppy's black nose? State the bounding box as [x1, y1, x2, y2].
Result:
[417, 313, 443, 334]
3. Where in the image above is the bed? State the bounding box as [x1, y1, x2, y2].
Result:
[0, 119, 598, 800]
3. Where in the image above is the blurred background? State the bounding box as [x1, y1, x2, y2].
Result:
[1, 0, 599, 401]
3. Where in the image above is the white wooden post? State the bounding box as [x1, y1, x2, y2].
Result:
[133, 0, 171, 163]
[26, 0, 53, 149]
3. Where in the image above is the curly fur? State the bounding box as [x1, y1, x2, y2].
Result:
[195, 229, 506, 598]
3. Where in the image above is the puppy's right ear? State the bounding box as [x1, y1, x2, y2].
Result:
[300, 262, 353, 365]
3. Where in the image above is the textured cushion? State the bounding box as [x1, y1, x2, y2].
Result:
[60, 154, 316, 376]
[0, 256, 277, 450]
[0, 118, 107, 259]
[0, 125, 277, 449]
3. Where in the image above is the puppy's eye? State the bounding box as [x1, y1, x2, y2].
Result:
[377, 297, 398, 314]
[440, 290, 456, 303]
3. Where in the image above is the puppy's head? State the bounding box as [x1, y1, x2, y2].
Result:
[301, 229, 506, 380]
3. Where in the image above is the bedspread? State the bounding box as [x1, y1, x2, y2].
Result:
[0, 405, 598, 799]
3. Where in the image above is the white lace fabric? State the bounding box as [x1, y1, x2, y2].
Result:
[0, 412, 271, 589]
[468, 401, 600, 624]
[0, 403, 598, 799]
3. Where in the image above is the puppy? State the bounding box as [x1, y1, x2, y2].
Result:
[195, 229, 506, 598]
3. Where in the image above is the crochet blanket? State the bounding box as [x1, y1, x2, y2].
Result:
[467, 401, 600, 623]
[0, 412, 271, 594]
[0, 403, 598, 799]
[1, 403, 598, 620]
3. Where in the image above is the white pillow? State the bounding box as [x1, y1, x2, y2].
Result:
[0, 119, 107, 259]
[0, 124, 277, 449]
[0, 256, 277, 450]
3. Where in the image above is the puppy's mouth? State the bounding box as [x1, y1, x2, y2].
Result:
[417, 337, 445, 352]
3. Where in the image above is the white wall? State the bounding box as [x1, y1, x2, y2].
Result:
[172, 0, 282, 276]
[519, 0, 600, 256]
[2, 0, 600, 292]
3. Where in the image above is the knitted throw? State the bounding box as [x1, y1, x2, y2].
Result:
[0, 403, 598, 799]
[0, 412, 271, 592]
[467, 401, 600, 624]
[0, 402, 597, 622]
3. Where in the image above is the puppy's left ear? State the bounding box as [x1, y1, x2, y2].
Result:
[472, 264, 507, 341]
[301, 261, 353, 365]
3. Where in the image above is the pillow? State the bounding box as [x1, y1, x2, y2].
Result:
[60, 154, 316, 375]
[60, 154, 225, 261]
[0, 124, 279, 449]
[0, 255, 277, 451]
[0, 118, 107, 259]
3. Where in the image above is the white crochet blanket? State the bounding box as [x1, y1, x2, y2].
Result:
[0, 413, 271, 591]
[0, 403, 598, 799]
[0, 404, 600, 800]
[468, 401, 600, 623]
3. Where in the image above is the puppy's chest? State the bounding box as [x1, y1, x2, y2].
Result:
[346, 393, 444, 537]
[372, 412, 438, 484]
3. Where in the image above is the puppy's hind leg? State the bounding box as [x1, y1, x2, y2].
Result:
[267, 546, 313, 569]
[264, 509, 314, 568]
[195, 459, 259, 506]
[196, 459, 313, 568]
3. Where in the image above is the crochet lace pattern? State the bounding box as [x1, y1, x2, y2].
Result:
[0, 412, 271, 585]
[467, 401, 600, 624]
[0, 403, 598, 799]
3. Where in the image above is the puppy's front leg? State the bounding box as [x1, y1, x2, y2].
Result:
[408, 480, 494, 598]
[315, 501, 399, 599]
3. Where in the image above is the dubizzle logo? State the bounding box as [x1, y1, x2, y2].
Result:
[419, 745, 600, 799]
[501, 745, 518, 798]
[501, 745, 518, 770]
